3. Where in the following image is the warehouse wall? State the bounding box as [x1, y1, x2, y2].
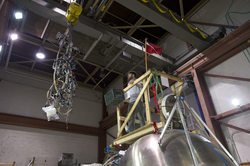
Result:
[0, 124, 98, 166]
[106, 125, 118, 147]
[106, 76, 123, 115]
[161, 0, 250, 61]
[0, 68, 103, 127]
[204, 47, 250, 163]
[0, 68, 103, 165]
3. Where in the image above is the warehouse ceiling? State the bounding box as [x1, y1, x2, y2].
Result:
[2, 0, 213, 90]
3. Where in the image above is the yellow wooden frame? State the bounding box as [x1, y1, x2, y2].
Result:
[114, 69, 183, 145]
[0, 162, 16, 166]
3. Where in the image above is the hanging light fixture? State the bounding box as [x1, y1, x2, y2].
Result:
[232, 99, 240, 107]
[36, 47, 45, 59]
[11, 33, 18, 40]
[99, 68, 105, 78]
[15, 12, 23, 19]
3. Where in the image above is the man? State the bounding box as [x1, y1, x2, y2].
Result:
[126, 71, 146, 132]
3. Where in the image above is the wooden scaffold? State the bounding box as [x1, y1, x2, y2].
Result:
[112, 69, 184, 146]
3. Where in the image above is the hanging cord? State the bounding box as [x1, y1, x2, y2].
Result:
[153, 121, 158, 134]
[151, 68, 164, 100]
[141, 0, 207, 39]
[115, 143, 121, 150]
[150, 84, 160, 113]
[145, 38, 148, 71]
[225, 0, 250, 63]
[103, 153, 119, 166]
[115, 143, 126, 151]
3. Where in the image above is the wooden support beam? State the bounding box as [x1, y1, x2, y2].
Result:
[0, 113, 100, 136]
[153, 70, 183, 83]
[99, 103, 129, 129]
[123, 70, 151, 93]
[210, 103, 250, 120]
[113, 122, 164, 145]
[143, 79, 152, 124]
[117, 104, 121, 135]
[118, 73, 153, 137]
[0, 163, 15, 166]
[219, 122, 250, 134]
[192, 69, 228, 149]
[204, 74, 250, 82]
[240, 162, 250, 166]
[120, 116, 141, 124]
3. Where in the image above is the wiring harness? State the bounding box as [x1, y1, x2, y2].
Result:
[43, 24, 79, 126]
[141, 0, 208, 39]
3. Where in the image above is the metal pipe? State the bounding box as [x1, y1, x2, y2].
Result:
[179, 0, 184, 19]
[0, 0, 5, 11]
[41, 20, 50, 39]
[177, 100, 199, 166]
[188, 107, 239, 166]
[94, 0, 107, 19]
[5, 38, 13, 71]
[98, 0, 114, 20]
[93, 63, 118, 90]
[77, 60, 102, 89]
[83, 33, 103, 60]
[93, 68, 113, 90]
[158, 98, 178, 145]
[83, 66, 100, 85]
[91, 0, 100, 9]
[104, 39, 118, 56]
[105, 44, 128, 68]
[111, 25, 159, 29]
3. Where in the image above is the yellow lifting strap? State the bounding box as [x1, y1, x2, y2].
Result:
[65, 2, 83, 25]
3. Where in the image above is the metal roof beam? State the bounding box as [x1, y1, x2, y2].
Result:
[12, 0, 174, 71]
[115, 0, 213, 51]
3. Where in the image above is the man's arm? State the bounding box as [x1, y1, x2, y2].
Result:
[129, 80, 142, 88]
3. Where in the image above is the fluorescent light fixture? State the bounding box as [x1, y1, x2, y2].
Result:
[232, 99, 240, 106]
[15, 12, 23, 19]
[36, 52, 45, 59]
[31, 0, 48, 6]
[0, 45, 2, 52]
[11, 34, 18, 40]
[63, 0, 76, 3]
[53, 7, 66, 15]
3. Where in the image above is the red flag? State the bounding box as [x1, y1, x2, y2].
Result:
[146, 42, 162, 55]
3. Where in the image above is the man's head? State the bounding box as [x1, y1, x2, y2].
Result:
[128, 71, 137, 81]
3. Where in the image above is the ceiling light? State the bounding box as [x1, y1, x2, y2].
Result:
[0, 45, 2, 52]
[52, 7, 66, 15]
[63, 0, 76, 3]
[31, 0, 48, 6]
[15, 12, 23, 19]
[36, 52, 45, 59]
[99, 68, 105, 78]
[232, 99, 240, 106]
[11, 34, 18, 40]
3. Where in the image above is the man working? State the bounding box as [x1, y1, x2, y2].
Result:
[126, 71, 146, 132]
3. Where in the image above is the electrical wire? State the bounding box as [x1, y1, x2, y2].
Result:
[142, 0, 208, 39]
[225, 0, 250, 63]
[103, 154, 119, 166]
